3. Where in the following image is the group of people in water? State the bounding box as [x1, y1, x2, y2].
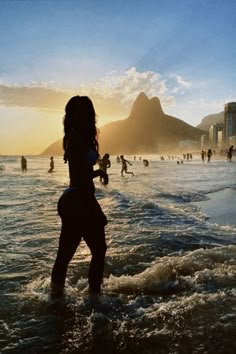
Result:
[200, 146, 234, 163]
[201, 149, 213, 163]
[98, 153, 137, 178]
[20, 152, 137, 178]
[20, 156, 55, 173]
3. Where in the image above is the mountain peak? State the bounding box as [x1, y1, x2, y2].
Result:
[149, 97, 163, 115]
[130, 92, 163, 117]
[136, 91, 149, 101]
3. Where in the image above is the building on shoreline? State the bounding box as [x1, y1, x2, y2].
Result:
[201, 134, 208, 149]
[224, 102, 236, 145]
[209, 123, 224, 147]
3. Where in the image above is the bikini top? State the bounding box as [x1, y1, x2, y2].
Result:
[87, 147, 98, 165]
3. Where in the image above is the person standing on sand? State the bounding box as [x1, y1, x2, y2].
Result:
[51, 96, 108, 298]
[120, 155, 134, 176]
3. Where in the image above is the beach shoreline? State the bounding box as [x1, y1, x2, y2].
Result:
[194, 188, 236, 226]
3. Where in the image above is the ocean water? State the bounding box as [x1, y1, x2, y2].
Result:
[0, 154, 236, 354]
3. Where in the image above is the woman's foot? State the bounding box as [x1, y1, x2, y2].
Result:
[50, 282, 64, 298]
[81, 286, 100, 295]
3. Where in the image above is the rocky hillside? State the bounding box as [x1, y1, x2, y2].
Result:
[196, 112, 224, 131]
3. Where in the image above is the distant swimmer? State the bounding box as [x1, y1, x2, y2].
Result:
[99, 153, 111, 183]
[207, 148, 213, 163]
[201, 150, 205, 162]
[120, 155, 134, 176]
[227, 145, 234, 162]
[48, 156, 55, 173]
[143, 159, 149, 167]
[21, 156, 27, 172]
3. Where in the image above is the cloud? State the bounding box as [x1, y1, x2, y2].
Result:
[80, 67, 175, 116]
[176, 75, 191, 88]
[0, 67, 189, 117]
[168, 74, 192, 95]
[0, 83, 70, 111]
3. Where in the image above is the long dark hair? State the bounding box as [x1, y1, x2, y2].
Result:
[63, 96, 99, 163]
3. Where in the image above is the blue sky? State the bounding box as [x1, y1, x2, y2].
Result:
[0, 0, 236, 154]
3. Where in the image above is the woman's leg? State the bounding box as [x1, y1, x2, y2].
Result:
[51, 221, 81, 292]
[84, 225, 107, 293]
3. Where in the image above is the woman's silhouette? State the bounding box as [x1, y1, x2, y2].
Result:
[51, 96, 108, 297]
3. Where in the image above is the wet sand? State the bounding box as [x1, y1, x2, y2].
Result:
[195, 188, 236, 226]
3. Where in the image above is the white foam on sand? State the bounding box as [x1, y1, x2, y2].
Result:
[195, 188, 236, 226]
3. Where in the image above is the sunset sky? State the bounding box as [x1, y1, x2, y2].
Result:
[0, 0, 236, 154]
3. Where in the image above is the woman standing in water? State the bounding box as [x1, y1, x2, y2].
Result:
[48, 156, 54, 173]
[51, 96, 108, 297]
[99, 153, 111, 184]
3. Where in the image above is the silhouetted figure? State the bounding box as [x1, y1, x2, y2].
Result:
[143, 159, 149, 167]
[99, 153, 111, 183]
[116, 155, 120, 163]
[201, 150, 205, 162]
[207, 148, 213, 163]
[48, 156, 54, 173]
[120, 155, 134, 176]
[227, 145, 234, 162]
[51, 96, 108, 298]
[21, 156, 27, 171]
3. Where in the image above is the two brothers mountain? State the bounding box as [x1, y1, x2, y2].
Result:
[42, 92, 219, 156]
